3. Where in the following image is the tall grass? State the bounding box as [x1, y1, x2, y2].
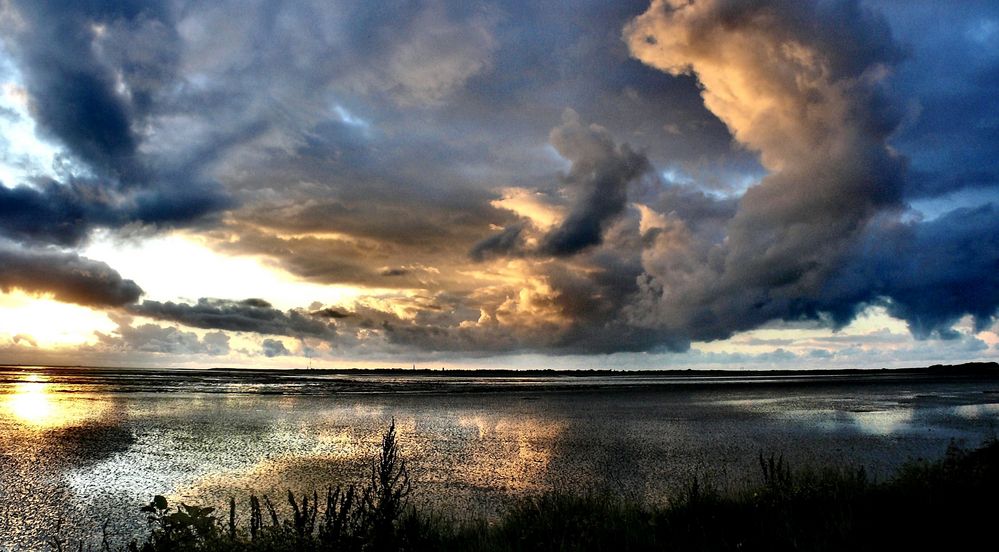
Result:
[49, 429, 999, 551]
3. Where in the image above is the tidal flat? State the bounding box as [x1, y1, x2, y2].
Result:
[2, 366, 998, 548]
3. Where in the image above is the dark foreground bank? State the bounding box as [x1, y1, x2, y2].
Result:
[48, 421, 999, 552]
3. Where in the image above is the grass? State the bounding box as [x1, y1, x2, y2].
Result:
[48, 424, 999, 551]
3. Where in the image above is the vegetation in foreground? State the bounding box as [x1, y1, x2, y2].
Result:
[50, 423, 999, 552]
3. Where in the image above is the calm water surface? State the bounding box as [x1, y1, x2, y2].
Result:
[2, 367, 998, 548]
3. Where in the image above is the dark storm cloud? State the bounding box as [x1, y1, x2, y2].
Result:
[328, 0, 997, 356]
[648, 184, 737, 241]
[822, 205, 999, 339]
[0, 0, 231, 247]
[381, 213, 678, 355]
[539, 111, 651, 256]
[130, 299, 336, 340]
[310, 308, 350, 319]
[6, 0, 159, 178]
[469, 224, 524, 262]
[0, 242, 142, 307]
[0, 179, 115, 246]
[438, 0, 743, 171]
[866, 0, 999, 201]
[472, 111, 652, 259]
[0, 177, 230, 247]
[157, 0, 733, 291]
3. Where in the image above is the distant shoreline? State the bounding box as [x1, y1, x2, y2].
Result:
[2, 361, 996, 378]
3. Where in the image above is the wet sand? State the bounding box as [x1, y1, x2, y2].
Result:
[2, 366, 998, 548]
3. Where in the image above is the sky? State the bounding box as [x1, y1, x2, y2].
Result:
[0, 0, 997, 370]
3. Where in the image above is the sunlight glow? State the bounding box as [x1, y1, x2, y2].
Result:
[1, 373, 107, 429]
[490, 187, 565, 229]
[0, 290, 115, 347]
[83, 231, 371, 310]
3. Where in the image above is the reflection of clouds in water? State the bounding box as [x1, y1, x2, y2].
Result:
[953, 403, 999, 419]
[0, 376, 132, 548]
[67, 411, 379, 503]
[448, 415, 563, 494]
[711, 397, 803, 410]
[782, 402, 999, 437]
[152, 412, 562, 513]
[844, 410, 915, 436]
[780, 408, 916, 436]
[712, 394, 924, 436]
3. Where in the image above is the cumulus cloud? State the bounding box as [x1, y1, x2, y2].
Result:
[261, 338, 291, 358]
[12, 334, 37, 348]
[622, 0, 910, 341]
[473, 110, 651, 259]
[96, 316, 230, 355]
[129, 298, 336, 340]
[0, 242, 142, 307]
[540, 110, 651, 256]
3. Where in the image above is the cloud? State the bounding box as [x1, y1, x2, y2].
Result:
[12, 334, 37, 348]
[5, 1, 157, 178]
[345, 1, 497, 106]
[622, 0, 910, 342]
[824, 204, 999, 338]
[539, 110, 651, 256]
[469, 223, 525, 262]
[473, 110, 651, 259]
[96, 315, 230, 355]
[1, 0, 996, 366]
[0, 242, 142, 307]
[310, 307, 351, 319]
[261, 338, 290, 358]
[0, 0, 231, 247]
[129, 298, 336, 339]
[865, 1, 999, 202]
[0, 177, 230, 247]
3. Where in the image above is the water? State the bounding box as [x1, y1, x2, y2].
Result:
[1, 367, 998, 549]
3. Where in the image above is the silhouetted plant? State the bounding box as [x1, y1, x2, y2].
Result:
[227, 497, 236, 542]
[319, 484, 364, 549]
[759, 452, 792, 494]
[129, 495, 218, 551]
[364, 418, 411, 547]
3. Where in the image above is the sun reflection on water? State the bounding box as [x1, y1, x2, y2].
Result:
[1, 373, 103, 429]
